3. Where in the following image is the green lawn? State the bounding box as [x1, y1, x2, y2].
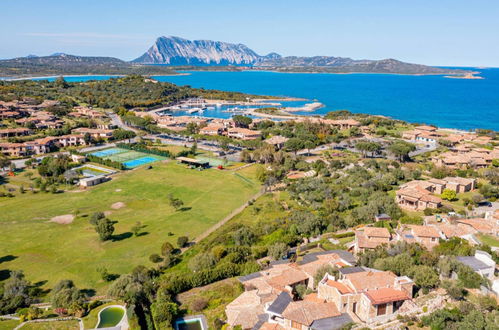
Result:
[0, 319, 20, 330]
[477, 234, 499, 247]
[0, 162, 260, 293]
[177, 278, 243, 329]
[19, 321, 80, 330]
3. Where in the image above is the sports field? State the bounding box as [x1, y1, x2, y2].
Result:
[89, 147, 165, 168]
[0, 162, 260, 292]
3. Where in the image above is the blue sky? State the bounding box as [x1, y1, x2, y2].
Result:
[1, 0, 498, 66]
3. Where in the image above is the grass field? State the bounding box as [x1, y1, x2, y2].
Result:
[0, 162, 260, 293]
[477, 234, 499, 247]
[19, 321, 80, 330]
[0, 319, 19, 330]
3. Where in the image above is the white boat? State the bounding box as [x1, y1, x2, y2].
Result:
[187, 108, 201, 114]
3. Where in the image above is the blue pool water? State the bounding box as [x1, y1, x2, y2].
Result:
[28, 69, 499, 130]
[123, 156, 160, 168]
[91, 148, 124, 157]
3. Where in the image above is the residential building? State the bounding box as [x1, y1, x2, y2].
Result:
[317, 268, 414, 324]
[265, 135, 289, 149]
[354, 227, 391, 253]
[228, 127, 261, 140]
[0, 128, 32, 138]
[199, 124, 224, 136]
[455, 250, 496, 280]
[397, 225, 441, 250]
[72, 128, 113, 139]
[396, 183, 442, 210]
[457, 218, 499, 237]
[226, 250, 356, 329]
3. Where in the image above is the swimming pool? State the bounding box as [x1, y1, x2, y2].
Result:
[123, 156, 161, 168]
[174, 315, 208, 330]
[96, 306, 126, 328]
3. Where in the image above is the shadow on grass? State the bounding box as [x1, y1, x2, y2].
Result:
[0, 255, 17, 264]
[81, 288, 96, 297]
[136, 231, 149, 237]
[0, 269, 11, 281]
[179, 207, 192, 212]
[112, 232, 133, 241]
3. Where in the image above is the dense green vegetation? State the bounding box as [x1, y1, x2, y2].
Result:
[0, 54, 178, 77]
[0, 75, 273, 111]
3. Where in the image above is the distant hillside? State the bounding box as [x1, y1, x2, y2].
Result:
[256, 58, 470, 75]
[0, 54, 178, 77]
[133, 36, 472, 75]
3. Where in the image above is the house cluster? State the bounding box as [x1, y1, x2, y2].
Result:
[225, 250, 418, 329]
[354, 212, 499, 254]
[395, 177, 475, 211]
[402, 125, 443, 144]
[68, 106, 107, 120]
[402, 125, 495, 147]
[0, 100, 115, 158]
[432, 146, 499, 169]
[0, 135, 87, 157]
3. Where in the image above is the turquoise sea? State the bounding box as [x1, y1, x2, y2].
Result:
[27, 69, 499, 130]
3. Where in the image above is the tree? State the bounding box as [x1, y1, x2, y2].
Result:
[112, 129, 136, 141]
[177, 236, 189, 248]
[188, 252, 217, 272]
[0, 271, 32, 314]
[313, 265, 339, 289]
[131, 221, 144, 237]
[284, 138, 304, 155]
[388, 141, 416, 161]
[89, 212, 105, 226]
[190, 142, 197, 156]
[161, 242, 174, 256]
[151, 299, 179, 329]
[441, 189, 457, 201]
[97, 267, 114, 282]
[95, 218, 115, 241]
[233, 226, 255, 246]
[267, 242, 289, 260]
[232, 115, 253, 128]
[442, 280, 466, 300]
[51, 280, 85, 311]
[168, 194, 184, 211]
[409, 265, 439, 293]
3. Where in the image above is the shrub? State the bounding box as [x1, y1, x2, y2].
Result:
[177, 236, 189, 248]
[190, 298, 208, 312]
[149, 254, 162, 263]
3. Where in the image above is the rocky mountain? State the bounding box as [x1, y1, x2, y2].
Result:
[133, 36, 470, 75]
[133, 36, 280, 65]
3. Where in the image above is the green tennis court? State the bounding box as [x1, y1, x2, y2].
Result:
[89, 147, 166, 168]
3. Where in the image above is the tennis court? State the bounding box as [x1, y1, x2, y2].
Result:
[89, 147, 166, 168]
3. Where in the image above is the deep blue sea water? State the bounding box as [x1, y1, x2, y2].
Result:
[16, 69, 499, 130]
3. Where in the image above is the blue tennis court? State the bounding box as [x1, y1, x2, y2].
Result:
[123, 156, 160, 168]
[91, 148, 125, 157]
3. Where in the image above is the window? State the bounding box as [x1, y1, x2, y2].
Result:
[377, 303, 387, 316]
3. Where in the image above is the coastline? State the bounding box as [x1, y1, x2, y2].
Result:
[2, 72, 187, 81]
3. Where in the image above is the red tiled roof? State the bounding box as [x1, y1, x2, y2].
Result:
[364, 288, 410, 304]
[326, 280, 353, 294]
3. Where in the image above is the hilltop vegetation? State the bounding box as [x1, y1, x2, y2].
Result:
[0, 75, 273, 110]
[0, 54, 179, 77]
